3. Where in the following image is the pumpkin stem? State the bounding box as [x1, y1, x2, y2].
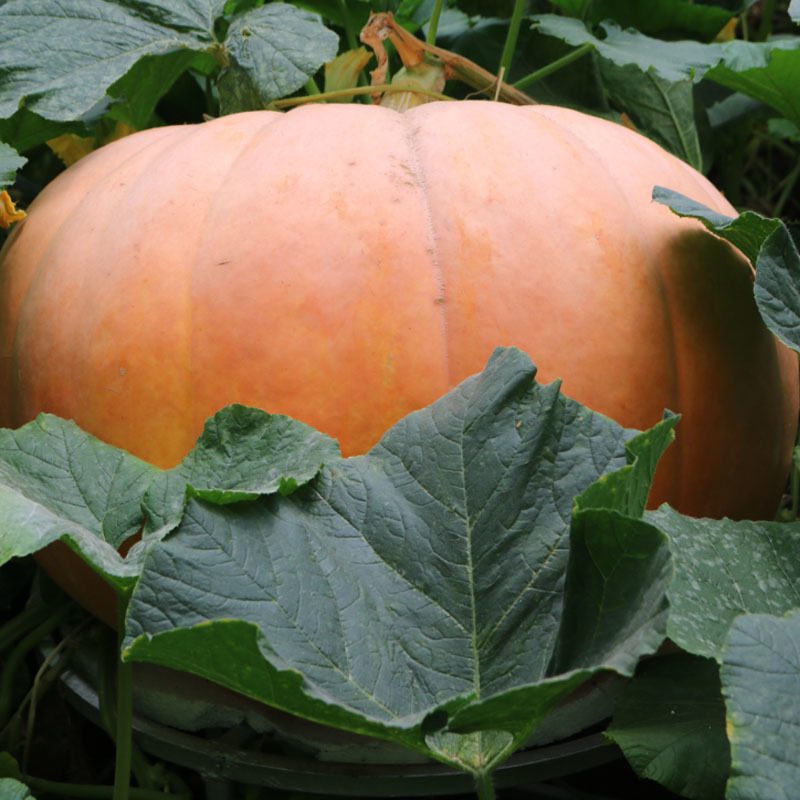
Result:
[359, 12, 537, 108]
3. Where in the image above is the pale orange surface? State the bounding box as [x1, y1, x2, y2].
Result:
[1, 102, 797, 624]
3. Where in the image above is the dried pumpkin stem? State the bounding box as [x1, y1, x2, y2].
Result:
[359, 12, 536, 106]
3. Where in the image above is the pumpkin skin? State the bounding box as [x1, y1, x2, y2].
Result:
[0, 102, 797, 624]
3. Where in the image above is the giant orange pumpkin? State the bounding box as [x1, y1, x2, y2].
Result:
[0, 102, 797, 621]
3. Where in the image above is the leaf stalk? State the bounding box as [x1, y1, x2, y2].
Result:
[513, 42, 594, 91]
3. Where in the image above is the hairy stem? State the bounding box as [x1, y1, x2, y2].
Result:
[498, 0, 526, 79]
[514, 42, 594, 91]
[474, 770, 497, 800]
[426, 0, 446, 45]
[113, 595, 133, 800]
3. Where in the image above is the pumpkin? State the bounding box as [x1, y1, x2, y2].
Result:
[1, 101, 797, 624]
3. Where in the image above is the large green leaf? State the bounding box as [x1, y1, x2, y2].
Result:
[722, 611, 800, 799]
[548, 0, 753, 41]
[106, 48, 217, 129]
[705, 38, 800, 128]
[0, 415, 158, 591]
[646, 506, 800, 660]
[599, 63, 705, 170]
[606, 653, 730, 800]
[0, 109, 88, 154]
[124, 348, 673, 776]
[0, 141, 25, 187]
[0, 406, 334, 594]
[0, 0, 337, 123]
[653, 186, 800, 355]
[530, 15, 800, 126]
[0, 0, 201, 120]
[220, 3, 338, 111]
[142, 404, 340, 532]
[530, 15, 722, 83]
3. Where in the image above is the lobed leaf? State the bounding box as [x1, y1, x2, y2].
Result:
[647, 506, 800, 660]
[0, 0, 201, 120]
[722, 611, 800, 799]
[124, 347, 673, 774]
[548, 0, 749, 41]
[142, 404, 340, 532]
[653, 186, 800, 355]
[0, 414, 158, 591]
[531, 15, 800, 126]
[705, 40, 800, 128]
[220, 3, 339, 110]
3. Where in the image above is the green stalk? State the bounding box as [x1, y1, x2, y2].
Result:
[773, 157, 800, 218]
[426, 0, 446, 45]
[337, 0, 358, 51]
[0, 604, 70, 729]
[0, 600, 54, 655]
[304, 76, 321, 96]
[513, 42, 594, 90]
[113, 595, 133, 800]
[756, 0, 776, 41]
[497, 0, 526, 80]
[474, 770, 497, 800]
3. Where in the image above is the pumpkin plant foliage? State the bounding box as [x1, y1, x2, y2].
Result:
[0, 347, 678, 781]
[1, 2, 799, 797]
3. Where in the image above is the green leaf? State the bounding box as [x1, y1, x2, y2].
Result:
[529, 15, 722, 83]
[124, 347, 671, 775]
[598, 63, 705, 170]
[0, 0, 201, 120]
[142, 404, 340, 532]
[605, 653, 730, 800]
[531, 14, 800, 128]
[576, 412, 679, 519]
[0, 414, 158, 591]
[549, 0, 749, 41]
[653, 186, 800, 355]
[217, 57, 266, 115]
[221, 3, 338, 109]
[0, 141, 25, 187]
[646, 506, 800, 660]
[705, 38, 800, 128]
[0, 778, 35, 800]
[722, 610, 800, 799]
[107, 48, 217, 129]
[0, 109, 88, 154]
[120, 0, 227, 33]
[549, 510, 670, 676]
